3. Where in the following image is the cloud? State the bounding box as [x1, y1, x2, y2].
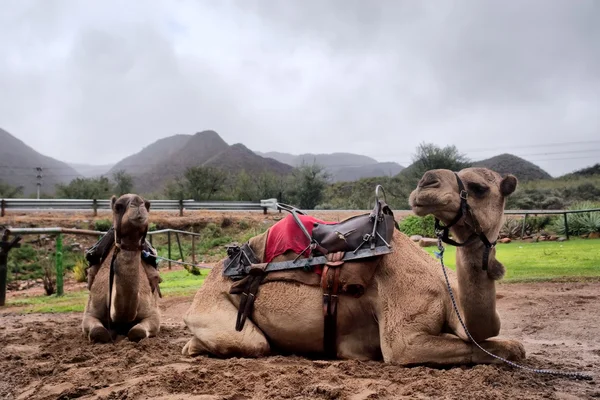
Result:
[0, 0, 598, 176]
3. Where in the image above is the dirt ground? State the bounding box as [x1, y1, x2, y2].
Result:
[0, 281, 598, 400]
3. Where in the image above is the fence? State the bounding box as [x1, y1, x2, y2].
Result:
[0, 226, 206, 306]
[0, 198, 280, 217]
[504, 208, 600, 240]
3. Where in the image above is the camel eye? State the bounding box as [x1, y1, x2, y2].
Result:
[468, 182, 489, 197]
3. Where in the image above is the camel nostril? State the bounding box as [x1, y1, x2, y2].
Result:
[419, 173, 440, 189]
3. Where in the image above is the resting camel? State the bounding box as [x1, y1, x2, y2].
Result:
[82, 194, 161, 343]
[182, 167, 525, 366]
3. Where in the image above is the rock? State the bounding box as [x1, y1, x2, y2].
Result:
[548, 235, 559, 241]
[558, 237, 567, 242]
[498, 238, 511, 244]
[410, 235, 423, 242]
[419, 238, 438, 247]
[589, 232, 600, 239]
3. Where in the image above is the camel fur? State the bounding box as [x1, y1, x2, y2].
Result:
[82, 194, 161, 343]
[181, 167, 525, 366]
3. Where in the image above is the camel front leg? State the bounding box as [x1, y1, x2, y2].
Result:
[127, 313, 160, 342]
[82, 312, 111, 343]
[182, 293, 271, 358]
[382, 332, 526, 366]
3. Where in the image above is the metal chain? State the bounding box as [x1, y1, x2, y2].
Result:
[435, 235, 593, 381]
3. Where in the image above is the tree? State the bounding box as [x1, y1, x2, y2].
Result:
[55, 176, 112, 199]
[408, 143, 472, 185]
[0, 181, 24, 198]
[112, 170, 134, 196]
[288, 163, 330, 209]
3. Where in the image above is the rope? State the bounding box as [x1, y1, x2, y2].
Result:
[435, 236, 593, 380]
[141, 250, 212, 269]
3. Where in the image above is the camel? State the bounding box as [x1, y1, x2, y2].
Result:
[182, 167, 525, 366]
[82, 194, 161, 343]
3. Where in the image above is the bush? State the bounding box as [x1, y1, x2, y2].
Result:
[94, 219, 112, 232]
[148, 222, 157, 232]
[398, 215, 435, 238]
[500, 217, 526, 239]
[73, 258, 88, 283]
[204, 223, 222, 238]
[554, 201, 600, 236]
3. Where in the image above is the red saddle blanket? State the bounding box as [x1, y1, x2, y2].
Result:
[265, 214, 336, 274]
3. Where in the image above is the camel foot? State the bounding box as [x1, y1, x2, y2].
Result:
[474, 339, 526, 364]
[127, 325, 149, 342]
[89, 326, 112, 343]
[182, 337, 208, 357]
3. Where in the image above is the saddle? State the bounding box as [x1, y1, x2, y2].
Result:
[85, 226, 162, 296]
[223, 185, 398, 358]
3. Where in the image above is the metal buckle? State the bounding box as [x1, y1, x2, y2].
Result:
[460, 190, 468, 200]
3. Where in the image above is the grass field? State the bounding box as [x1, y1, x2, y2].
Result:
[4, 239, 599, 314]
[423, 238, 600, 282]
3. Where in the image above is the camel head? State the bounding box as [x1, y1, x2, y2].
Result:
[111, 193, 151, 247]
[409, 167, 517, 240]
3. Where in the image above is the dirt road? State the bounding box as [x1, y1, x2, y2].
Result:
[1, 281, 599, 400]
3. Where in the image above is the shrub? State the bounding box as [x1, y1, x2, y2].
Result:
[500, 217, 526, 239]
[94, 219, 112, 232]
[238, 220, 250, 230]
[204, 223, 222, 238]
[73, 258, 88, 283]
[220, 217, 233, 228]
[553, 201, 600, 236]
[398, 215, 435, 238]
[148, 222, 157, 232]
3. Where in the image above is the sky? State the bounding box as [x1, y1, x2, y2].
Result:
[1, 0, 599, 177]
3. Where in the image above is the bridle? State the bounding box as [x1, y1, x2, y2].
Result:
[433, 172, 496, 270]
[106, 201, 147, 333]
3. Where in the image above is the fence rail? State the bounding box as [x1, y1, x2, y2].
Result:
[1, 198, 280, 216]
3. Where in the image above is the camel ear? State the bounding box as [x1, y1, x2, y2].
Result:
[144, 199, 151, 211]
[111, 195, 118, 211]
[486, 258, 506, 281]
[500, 175, 517, 197]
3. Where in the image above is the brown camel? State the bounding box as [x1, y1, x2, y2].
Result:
[82, 194, 161, 343]
[182, 167, 525, 366]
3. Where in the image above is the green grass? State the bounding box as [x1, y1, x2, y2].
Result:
[6, 239, 599, 314]
[5, 268, 209, 314]
[423, 238, 600, 282]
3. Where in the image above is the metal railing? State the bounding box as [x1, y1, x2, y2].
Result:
[0, 198, 280, 216]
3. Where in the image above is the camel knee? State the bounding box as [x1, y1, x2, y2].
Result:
[465, 315, 501, 342]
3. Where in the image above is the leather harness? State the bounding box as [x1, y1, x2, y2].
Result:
[434, 172, 496, 270]
[224, 185, 399, 358]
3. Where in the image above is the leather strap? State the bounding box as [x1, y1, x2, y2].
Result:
[321, 265, 341, 359]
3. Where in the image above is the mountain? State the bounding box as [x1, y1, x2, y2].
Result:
[0, 128, 82, 196]
[255, 151, 404, 182]
[560, 163, 600, 178]
[473, 153, 552, 181]
[69, 163, 114, 178]
[111, 131, 293, 193]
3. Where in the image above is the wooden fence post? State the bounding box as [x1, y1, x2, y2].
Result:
[55, 234, 64, 296]
[0, 231, 21, 306]
[179, 199, 184, 217]
[167, 231, 172, 269]
[92, 199, 98, 217]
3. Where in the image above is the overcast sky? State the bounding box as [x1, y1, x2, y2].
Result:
[1, 0, 599, 176]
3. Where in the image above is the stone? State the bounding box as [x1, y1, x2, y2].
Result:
[589, 232, 600, 239]
[419, 238, 438, 247]
[548, 235, 559, 241]
[558, 237, 567, 242]
[498, 238, 511, 244]
[410, 235, 423, 242]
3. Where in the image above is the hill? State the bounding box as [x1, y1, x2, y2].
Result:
[560, 163, 600, 178]
[473, 153, 552, 181]
[256, 151, 404, 182]
[69, 163, 114, 178]
[0, 128, 82, 196]
[112, 131, 293, 194]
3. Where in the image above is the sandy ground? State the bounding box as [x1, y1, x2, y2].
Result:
[1, 281, 599, 400]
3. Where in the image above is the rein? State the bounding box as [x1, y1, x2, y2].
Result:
[434, 172, 496, 270]
[435, 237, 592, 380]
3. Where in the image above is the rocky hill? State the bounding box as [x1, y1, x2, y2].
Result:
[111, 131, 293, 193]
[560, 163, 600, 178]
[473, 153, 552, 181]
[256, 151, 404, 182]
[0, 128, 82, 196]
